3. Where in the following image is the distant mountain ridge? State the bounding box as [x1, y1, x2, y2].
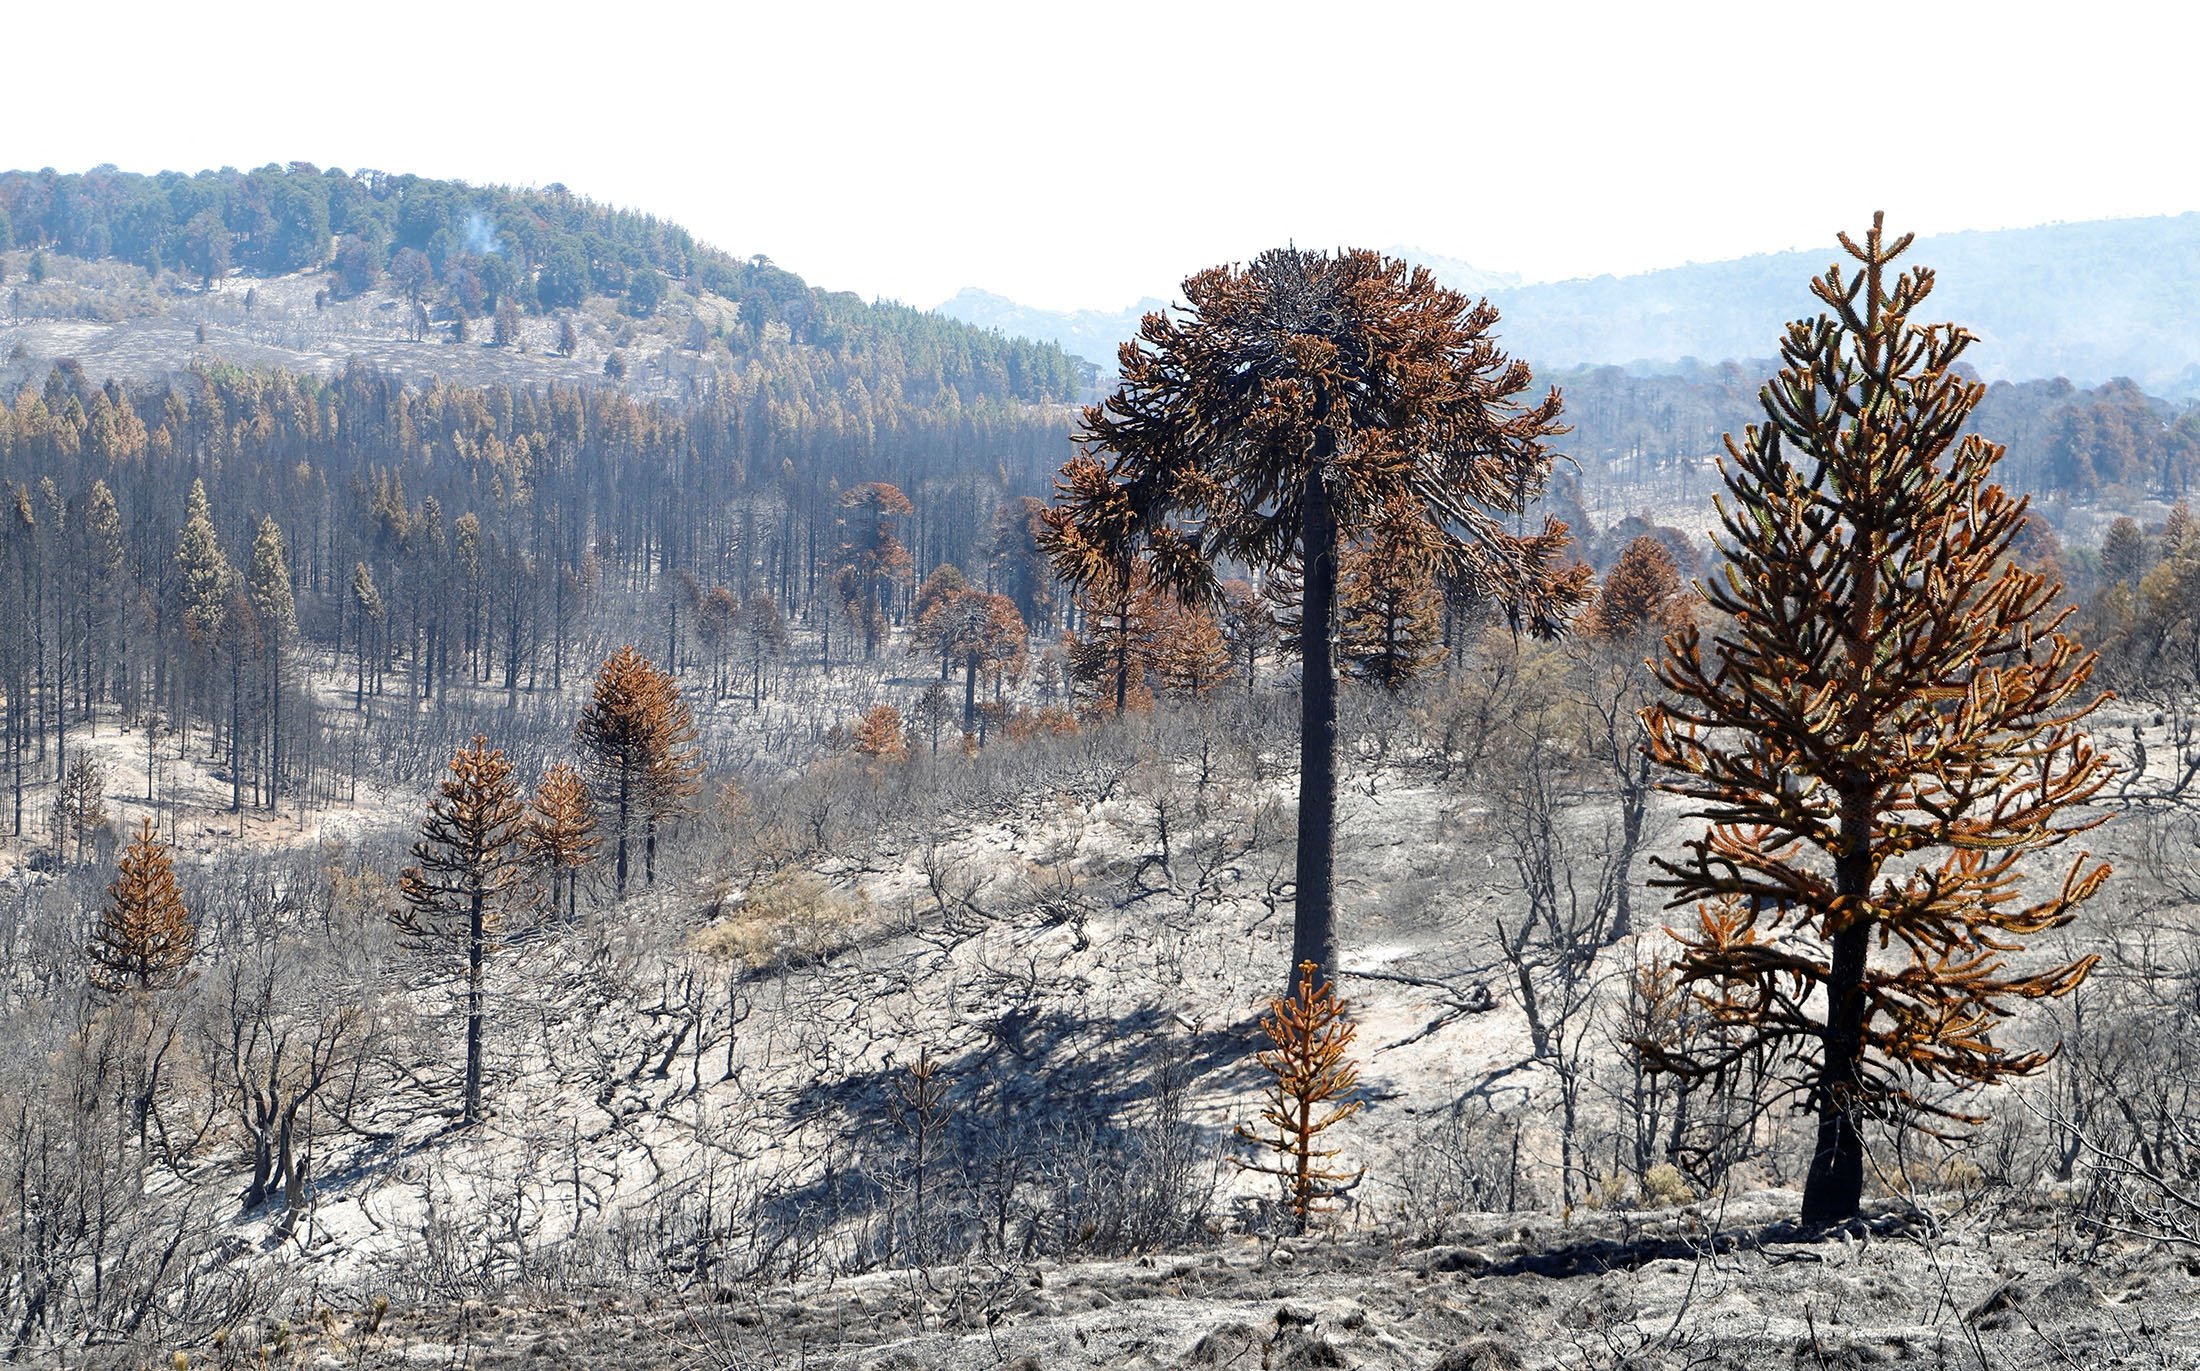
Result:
[936, 288, 1170, 373]
[1491, 215, 2200, 392]
[940, 216, 2200, 394]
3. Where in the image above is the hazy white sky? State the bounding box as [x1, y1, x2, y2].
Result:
[8, 1, 2192, 311]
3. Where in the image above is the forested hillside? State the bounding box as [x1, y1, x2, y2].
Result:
[935, 287, 1169, 373]
[0, 356, 1075, 835]
[1487, 362, 2200, 550]
[0, 164, 1082, 409]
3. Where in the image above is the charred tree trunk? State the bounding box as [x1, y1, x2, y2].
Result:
[1803, 804, 1873, 1226]
[1610, 745, 1650, 941]
[463, 889, 487, 1125]
[1803, 920, 1870, 1224]
[266, 649, 280, 812]
[278, 1102, 308, 1212]
[614, 768, 631, 895]
[230, 650, 243, 813]
[1290, 448, 1340, 992]
[244, 1108, 275, 1210]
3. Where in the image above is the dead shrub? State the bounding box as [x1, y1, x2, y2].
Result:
[696, 868, 868, 970]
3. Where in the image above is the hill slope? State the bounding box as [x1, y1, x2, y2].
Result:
[0, 164, 1082, 407]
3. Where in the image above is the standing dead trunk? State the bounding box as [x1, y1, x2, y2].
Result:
[463, 889, 487, 1125]
[1289, 448, 1340, 993]
[1802, 825, 1872, 1225]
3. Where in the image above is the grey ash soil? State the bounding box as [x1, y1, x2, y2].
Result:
[261, 1201, 2200, 1370]
[0, 255, 708, 400]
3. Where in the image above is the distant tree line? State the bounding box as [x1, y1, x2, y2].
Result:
[0, 356, 1078, 834]
[1548, 362, 2200, 505]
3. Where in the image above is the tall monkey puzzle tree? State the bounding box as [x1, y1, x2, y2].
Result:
[1042, 247, 1586, 986]
[832, 482, 915, 660]
[916, 588, 1028, 730]
[523, 763, 597, 923]
[1640, 216, 2111, 1226]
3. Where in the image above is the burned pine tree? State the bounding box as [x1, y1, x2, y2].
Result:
[576, 645, 700, 893]
[1640, 215, 2110, 1225]
[396, 734, 526, 1126]
[89, 817, 195, 992]
[1042, 247, 1587, 988]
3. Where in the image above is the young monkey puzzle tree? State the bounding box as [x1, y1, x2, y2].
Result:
[1042, 247, 1587, 988]
[1235, 960, 1364, 1229]
[1640, 215, 2111, 1226]
[89, 818, 195, 991]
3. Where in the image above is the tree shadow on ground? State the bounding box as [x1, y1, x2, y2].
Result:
[756, 1002, 1257, 1255]
[1420, 1207, 1934, 1280]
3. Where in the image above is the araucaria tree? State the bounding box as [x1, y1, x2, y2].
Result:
[1591, 535, 1688, 639]
[397, 734, 525, 1126]
[1640, 215, 2110, 1225]
[522, 763, 597, 922]
[832, 482, 915, 660]
[850, 703, 909, 765]
[914, 588, 1027, 730]
[89, 817, 195, 991]
[1338, 527, 1445, 690]
[1235, 960, 1364, 1229]
[576, 646, 701, 893]
[1043, 248, 1587, 985]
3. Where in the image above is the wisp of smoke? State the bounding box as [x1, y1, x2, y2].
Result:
[464, 212, 501, 257]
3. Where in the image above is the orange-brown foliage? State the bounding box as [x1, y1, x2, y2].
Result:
[1639, 216, 2109, 1222]
[851, 704, 909, 763]
[1591, 535, 1691, 638]
[1235, 961, 1365, 1227]
[89, 818, 195, 991]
